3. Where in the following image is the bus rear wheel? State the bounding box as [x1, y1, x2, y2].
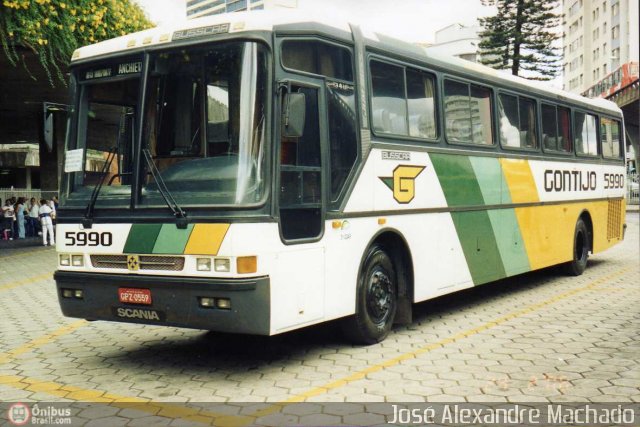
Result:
[564, 218, 589, 276]
[343, 245, 397, 345]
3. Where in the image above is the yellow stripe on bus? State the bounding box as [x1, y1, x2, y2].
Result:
[500, 158, 539, 204]
[514, 201, 618, 271]
[183, 224, 230, 255]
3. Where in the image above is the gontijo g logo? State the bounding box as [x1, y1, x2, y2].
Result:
[379, 165, 426, 204]
[7, 403, 30, 426]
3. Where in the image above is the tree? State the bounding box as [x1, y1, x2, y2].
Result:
[478, 0, 561, 80]
[0, 0, 153, 86]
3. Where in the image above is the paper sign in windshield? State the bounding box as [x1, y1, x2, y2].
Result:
[65, 149, 84, 173]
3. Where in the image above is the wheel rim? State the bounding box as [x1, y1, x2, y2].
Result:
[576, 229, 586, 261]
[366, 268, 394, 325]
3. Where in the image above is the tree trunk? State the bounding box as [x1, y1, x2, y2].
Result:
[511, 0, 525, 76]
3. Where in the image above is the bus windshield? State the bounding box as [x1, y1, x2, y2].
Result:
[62, 41, 268, 209]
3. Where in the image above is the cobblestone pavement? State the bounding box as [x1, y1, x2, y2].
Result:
[0, 214, 638, 426]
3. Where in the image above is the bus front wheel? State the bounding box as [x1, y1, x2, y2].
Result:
[564, 218, 589, 276]
[343, 245, 397, 345]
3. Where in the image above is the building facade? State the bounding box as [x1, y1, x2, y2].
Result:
[562, 0, 639, 93]
[186, 0, 296, 19]
[424, 24, 482, 63]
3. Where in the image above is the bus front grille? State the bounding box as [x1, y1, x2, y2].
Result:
[90, 255, 185, 271]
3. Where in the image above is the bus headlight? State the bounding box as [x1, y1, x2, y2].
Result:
[197, 258, 212, 271]
[72, 255, 84, 267]
[59, 254, 70, 266]
[214, 258, 230, 272]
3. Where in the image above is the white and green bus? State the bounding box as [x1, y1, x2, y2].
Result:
[55, 11, 627, 344]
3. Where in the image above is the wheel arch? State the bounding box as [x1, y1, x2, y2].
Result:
[577, 209, 594, 252]
[359, 228, 414, 325]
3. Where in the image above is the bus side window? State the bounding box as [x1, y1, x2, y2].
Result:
[574, 112, 599, 156]
[370, 60, 408, 136]
[542, 104, 558, 151]
[601, 117, 622, 158]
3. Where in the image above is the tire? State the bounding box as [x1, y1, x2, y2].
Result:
[343, 245, 397, 345]
[564, 218, 589, 276]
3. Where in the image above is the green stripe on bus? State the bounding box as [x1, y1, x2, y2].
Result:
[487, 209, 531, 277]
[469, 156, 503, 205]
[430, 153, 485, 206]
[451, 210, 507, 285]
[123, 224, 162, 254]
[152, 224, 195, 254]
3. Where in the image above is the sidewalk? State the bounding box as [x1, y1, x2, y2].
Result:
[0, 236, 49, 250]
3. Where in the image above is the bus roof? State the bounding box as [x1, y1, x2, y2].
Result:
[71, 9, 620, 116]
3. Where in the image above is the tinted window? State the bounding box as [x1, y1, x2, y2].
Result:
[406, 68, 437, 139]
[444, 79, 493, 145]
[370, 61, 408, 135]
[282, 40, 353, 81]
[542, 104, 572, 153]
[575, 112, 599, 156]
[601, 117, 622, 158]
[498, 94, 538, 149]
[327, 82, 357, 201]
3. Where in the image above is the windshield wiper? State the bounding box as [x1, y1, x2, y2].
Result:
[83, 146, 117, 229]
[142, 148, 188, 229]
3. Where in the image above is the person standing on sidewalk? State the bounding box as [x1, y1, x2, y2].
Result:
[39, 199, 55, 246]
[28, 198, 40, 237]
[2, 198, 15, 240]
[15, 197, 26, 239]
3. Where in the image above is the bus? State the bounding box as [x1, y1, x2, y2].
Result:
[54, 11, 627, 344]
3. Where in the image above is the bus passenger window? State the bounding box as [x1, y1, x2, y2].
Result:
[542, 104, 572, 153]
[371, 60, 408, 136]
[557, 107, 572, 152]
[601, 118, 621, 158]
[575, 112, 599, 156]
[542, 104, 558, 150]
[499, 94, 537, 149]
[406, 69, 437, 139]
[281, 40, 353, 82]
[444, 79, 493, 145]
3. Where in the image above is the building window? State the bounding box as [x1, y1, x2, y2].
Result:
[612, 25, 620, 40]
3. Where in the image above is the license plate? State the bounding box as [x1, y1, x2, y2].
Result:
[118, 288, 152, 305]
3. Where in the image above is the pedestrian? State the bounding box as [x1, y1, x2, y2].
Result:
[28, 197, 40, 237]
[15, 197, 26, 239]
[48, 199, 57, 226]
[39, 199, 55, 246]
[2, 198, 15, 240]
[52, 196, 59, 210]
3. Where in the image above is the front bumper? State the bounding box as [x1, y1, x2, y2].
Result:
[54, 271, 270, 335]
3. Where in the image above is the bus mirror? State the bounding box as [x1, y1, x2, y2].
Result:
[283, 92, 306, 138]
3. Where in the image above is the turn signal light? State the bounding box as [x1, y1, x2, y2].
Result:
[237, 256, 257, 274]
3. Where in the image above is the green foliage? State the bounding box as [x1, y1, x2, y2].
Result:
[0, 0, 153, 86]
[478, 0, 561, 80]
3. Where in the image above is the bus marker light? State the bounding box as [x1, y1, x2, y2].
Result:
[378, 218, 387, 225]
[60, 254, 70, 266]
[332, 220, 342, 229]
[197, 258, 212, 271]
[216, 298, 231, 310]
[199, 297, 215, 308]
[72, 255, 84, 267]
[237, 256, 257, 274]
[214, 258, 230, 272]
[74, 290, 84, 299]
[62, 289, 74, 298]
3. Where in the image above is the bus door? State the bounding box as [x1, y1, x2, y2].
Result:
[274, 80, 327, 328]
